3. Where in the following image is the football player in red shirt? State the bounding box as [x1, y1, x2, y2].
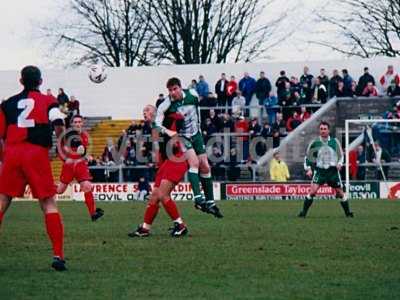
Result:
[57, 114, 104, 221]
[0, 66, 67, 271]
[128, 105, 189, 237]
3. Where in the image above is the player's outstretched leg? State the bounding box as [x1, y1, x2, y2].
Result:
[162, 197, 188, 237]
[81, 181, 104, 222]
[40, 198, 66, 271]
[199, 155, 223, 218]
[336, 190, 354, 217]
[188, 167, 206, 210]
[298, 195, 314, 218]
[128, 191, 160, 237]
[200, 172, 223, 219]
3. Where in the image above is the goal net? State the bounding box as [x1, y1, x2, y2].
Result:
[344, 118, 400, 199]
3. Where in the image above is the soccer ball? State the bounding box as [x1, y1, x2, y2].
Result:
[88, 64, 107, 84]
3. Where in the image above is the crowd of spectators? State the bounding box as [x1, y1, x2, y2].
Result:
[98, 64, 400, 182]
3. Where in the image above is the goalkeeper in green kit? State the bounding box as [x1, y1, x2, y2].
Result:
[299, 121, 354, 218]
[155, 77, 223, 218]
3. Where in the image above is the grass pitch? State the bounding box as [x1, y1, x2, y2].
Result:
[0, 200, 399, 300]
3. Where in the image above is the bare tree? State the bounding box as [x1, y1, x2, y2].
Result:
[315, 0, 400, 58]
[43, 0, 154, 66]
[140, 0, 286, 64]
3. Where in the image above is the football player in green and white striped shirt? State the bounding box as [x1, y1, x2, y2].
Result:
[299, 121, 354, 218]
[155, 77, 223, 218]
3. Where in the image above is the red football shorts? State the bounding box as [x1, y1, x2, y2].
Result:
[0, 143, 56, 199]
[60, 159, 92, 184]
[154, 159, 188, 188]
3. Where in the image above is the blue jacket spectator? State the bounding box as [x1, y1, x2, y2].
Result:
[263, 94, 278, 124]
[196, 75, 209, 98]
[239, 72, 257, 105]
[342, 69, 353, 91]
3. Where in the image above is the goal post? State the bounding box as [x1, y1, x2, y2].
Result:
[344, 118, 400, 199]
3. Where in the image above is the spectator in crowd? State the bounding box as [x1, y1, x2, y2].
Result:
[286, 111, 302, 132]
[290, 76, 302, 94]
[269, 150, 290, 182]
[387, 79, 400, 97]
[271, 112, 286, 148]
[232, 90, 246, 118]
[370, 142, 391, 180]
[278, 81, 292, 107]
[255, 71, 272, 105]
[312, 77, 328, 104]
[249, 117, 261, 139]
[202, 118, 217, 144]
[350, 80, 357, 96]
[227, 75, 238, 106]
[221, 112, 235, 133]
[215, 73, 229, 107]
[102, 138, 116, 163]
[239, 72, 257, 106]
[299, 105, 311, 122]
[155, 93, 165, 108]
[361, 82, 379, 97]
[317, 68, 330, 92]
[126, 120, 139, 135]
[210, 145, 225, 180]
[124, 139, 136, 165]
[263, 93, 278, 124]
[196, 75, 209, 98]
[234, 116, 250, 161]
[300, 80, 313, 104]
[379, 65, 400, 93]
[117, 130, 127, 151]
[46, 88, 53, 96]
[261, 122, 272, 138]
[188, 79, 197, 90]
[342, 69, 353, 91]
[300, 66, 314, 89]
[275, 70, 290, 96]
[329, 69, 342, 97]
[208, 109, 222, 131]
[136, 176, 151, 201]
[68, 95, 80, 116]
[357, 67, 375, 96]
[57, 88, 69, 106]
[336, 80, 352, 97]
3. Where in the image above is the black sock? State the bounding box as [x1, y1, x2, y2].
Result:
[302, 195, 314, 214]
[340, 200, 351, 215]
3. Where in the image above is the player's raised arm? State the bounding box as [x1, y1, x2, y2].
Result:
[154, 98, 169, 134]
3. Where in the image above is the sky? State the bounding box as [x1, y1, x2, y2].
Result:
[0, 0, 343, 70]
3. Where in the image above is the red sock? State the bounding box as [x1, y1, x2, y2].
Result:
[84, 192, 96, 216]
[143, 203, 160, 225]
[162, 198, 180, 221]
[45, 212, 64, 259]
[0, 211, 4, 225]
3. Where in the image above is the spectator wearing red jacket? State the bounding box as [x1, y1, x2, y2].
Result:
[286, 111, 302, 132]
[380, 65, 400, 93]
[361, 82, 379, 97]
[299, 106, 311, 122]
[227, 75, 238, 107]
[234, 116, 250, 161]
